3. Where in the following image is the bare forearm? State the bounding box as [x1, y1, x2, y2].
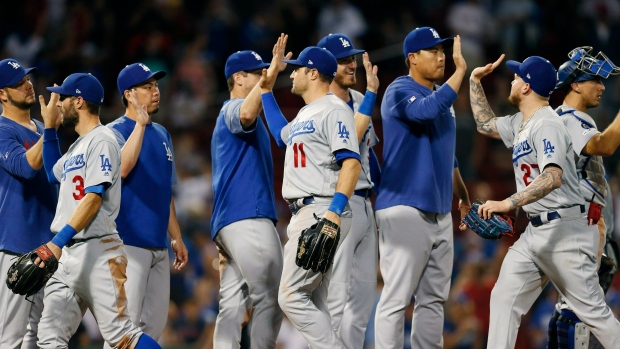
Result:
[354, 113, 371, 144]
[584, 110, 620, 156]
[67, 193, 103, 231]
[120, 124, 146, 178]
[445, 68, 466, 95]
[167, 198, 182, 241]
[239, 83, 264, 128]
[335, 158, 361, 198]
[26, 136, 43, 170]
[469, 78, 500, 138]
[507, 167, 562, 209]
[453, 167, 470, 205]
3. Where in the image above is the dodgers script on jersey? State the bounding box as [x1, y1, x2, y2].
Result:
[556, 105, 608, 207]
[280, 94, 359, 199]
[349, 89, 379, 190]
[495, 106, 583, 215]
[50, 126, 121, 238]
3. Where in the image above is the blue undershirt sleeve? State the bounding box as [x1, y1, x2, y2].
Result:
[261, 92, 288, 148]
[334, 149, 361, 166]
[43, 128, 62, 184]
[397, 84, 458, 124]
[84, 184, 106, 196]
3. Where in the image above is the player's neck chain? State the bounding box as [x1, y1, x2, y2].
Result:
[518, 106, 546, 133]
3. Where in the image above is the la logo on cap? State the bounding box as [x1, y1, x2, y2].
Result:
[251, 52, 262, 60]
[430, 28, 440, 39]
[7, 62, 19, 69]
[139, 63, 150, 72]
[339, 38, 350, 48]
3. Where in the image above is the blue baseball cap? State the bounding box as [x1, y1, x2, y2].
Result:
[506, 56, 557, 97]
[283, 46, 338, 77]
[403, 27, 453, 58]
[317, 33, 365, 59]
[117, 63, 166, 95]
[47, 73, 104, 105]
[224, 51, 270, 79]
[0, 59, 36, 88]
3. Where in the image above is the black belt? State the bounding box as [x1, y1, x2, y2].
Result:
[65, 236, 106, 247]
[354, 188, 372, 199]
[288, 197, 315, 214]
[530, 205, 585, 227]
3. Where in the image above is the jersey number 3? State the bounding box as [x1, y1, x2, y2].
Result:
[73, 175, 85, 200]
[293, 142, 306, 168]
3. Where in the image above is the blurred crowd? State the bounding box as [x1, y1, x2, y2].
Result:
[3, 0, 620, 348]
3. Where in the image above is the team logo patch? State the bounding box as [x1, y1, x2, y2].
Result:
[430, 28, 440, 39]
[408, 96, 416, 103]
[339, 37, 351, 47]
[3, 152, 8, 159]
[581, 122, 591, 129]
[543, 139, 555, 156]
[251, 51, 262, 61]
[100, 154, 112, 176]
[163, 142, 173, 161]
[337, 121, 350, 140]
[139, 63, 150, 72]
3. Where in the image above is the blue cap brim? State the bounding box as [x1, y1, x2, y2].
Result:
[283, 59, 303, 67]
[506, 60, 522, 76]
[244, 62, 270, 71]
[46, 85, 69, 95]
[333, 48, 366, 59]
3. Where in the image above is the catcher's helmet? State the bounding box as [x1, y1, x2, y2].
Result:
[556, 46, 620, 89]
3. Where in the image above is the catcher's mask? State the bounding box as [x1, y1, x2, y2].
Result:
[555, 46, 620, 90]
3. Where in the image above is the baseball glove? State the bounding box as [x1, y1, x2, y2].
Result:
[6, 244, 58, 296]
[462, 201, 514, 240]
[296, 214, 341, 273]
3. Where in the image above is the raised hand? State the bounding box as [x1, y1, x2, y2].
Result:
[452, 35, 467, 73]
[38, 86, 61, 129]
[471, 54, 505, 82]
[128, 89, 150, 126]
[260, 34, 294, 92]
[362, 52, 379, 93]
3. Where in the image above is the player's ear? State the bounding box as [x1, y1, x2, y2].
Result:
[0, 88, 6, 103]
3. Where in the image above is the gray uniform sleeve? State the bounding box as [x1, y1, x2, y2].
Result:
[85, 140, 120, 188]
[532, 125, 571, 172]
[562, 114, 599, 156]
[324, 108, 360, 154]
[224, 99, 257, 135]
[496, 113, 520, 148]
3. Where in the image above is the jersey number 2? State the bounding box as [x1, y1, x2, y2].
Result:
[521, 164, 539, 186]
[73, 175, 85, 200]
[293, 142, 306, 168]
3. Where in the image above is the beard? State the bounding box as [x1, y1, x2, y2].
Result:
[61, 105, 79, 128]
[6, 92, 35, 110]
[508, 92, 521, 107]
[334, 72, 356, 88]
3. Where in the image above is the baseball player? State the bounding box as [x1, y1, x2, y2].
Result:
[36, 73, 163, 349]
[259, 42, 361, 348]
[102, 62, 188, 349]
[316, 33, 380, 348]
[0, 58, 57, 349]
[468, 54, 620, 349]
[374, 27, 470, 349]
[546, 47, 620, 349]
[210, 37, 289, 348]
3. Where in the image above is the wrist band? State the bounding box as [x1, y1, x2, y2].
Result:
[358, 90, 377, 116]
[51, 224, 78, 248]
[328, 192, 349, 216]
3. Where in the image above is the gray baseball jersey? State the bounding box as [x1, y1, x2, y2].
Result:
[349, 89, 379, 190]
[280, 94, 360, 199]
[50, 126, 121, 237]
[495, 107, 584, 214]
[556, 105, 608, 206]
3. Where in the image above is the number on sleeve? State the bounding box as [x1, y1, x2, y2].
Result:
[73, 175, 85, 200]
[292, 142, 306, 168]
[521, 164, 539, 186]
